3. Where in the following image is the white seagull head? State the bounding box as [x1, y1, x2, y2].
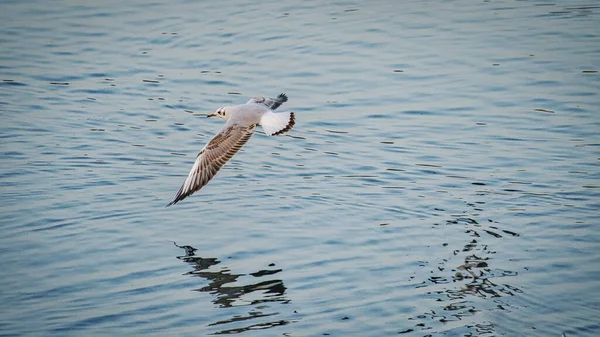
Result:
[207, 106, 229, 120]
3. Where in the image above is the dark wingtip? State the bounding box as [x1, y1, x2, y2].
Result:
[167, 184, 187, 207]
[273, 112, 295, 136]
[277, 93, 288, 102]
[167, 194, 184, 207]
[166, 194, 182, 207]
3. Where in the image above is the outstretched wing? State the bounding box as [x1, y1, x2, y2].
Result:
[167, 122, 256, 206]
[260, 111, 295, 136]
[246, 93, 288, 111]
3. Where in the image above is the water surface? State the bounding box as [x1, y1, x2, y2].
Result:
[1, 0, 599, 336]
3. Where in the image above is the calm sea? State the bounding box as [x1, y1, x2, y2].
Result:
[1, 0, 599, 336]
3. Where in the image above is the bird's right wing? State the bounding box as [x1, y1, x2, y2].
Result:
[167, 122, 256, 206]
[246, 93, 288, 111]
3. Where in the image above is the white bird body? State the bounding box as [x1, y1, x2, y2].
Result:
[167, 93, 295, 206]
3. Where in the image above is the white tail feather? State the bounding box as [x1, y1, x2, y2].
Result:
[260, 111, 295, 136]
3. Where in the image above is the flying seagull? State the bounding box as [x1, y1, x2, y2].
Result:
[167, 93, 295, 206]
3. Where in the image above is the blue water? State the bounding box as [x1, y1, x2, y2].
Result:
[1, 0, 599, 336]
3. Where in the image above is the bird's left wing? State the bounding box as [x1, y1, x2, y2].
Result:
[167, 122, 256, 206]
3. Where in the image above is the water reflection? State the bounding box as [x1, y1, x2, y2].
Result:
[409, 206, 523, 335]
[174, 242, 293, 334]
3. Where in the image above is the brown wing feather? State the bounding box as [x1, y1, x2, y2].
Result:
[167, 124, 256, 206]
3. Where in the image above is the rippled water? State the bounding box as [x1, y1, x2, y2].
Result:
[1, 0, 599, 336]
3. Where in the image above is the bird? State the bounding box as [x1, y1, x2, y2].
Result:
[167, 93, 295, 206]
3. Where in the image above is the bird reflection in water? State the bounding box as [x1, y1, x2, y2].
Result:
[173, 242, 293, 334]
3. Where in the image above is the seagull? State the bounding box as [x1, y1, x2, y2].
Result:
[167, 93, 295, 206]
